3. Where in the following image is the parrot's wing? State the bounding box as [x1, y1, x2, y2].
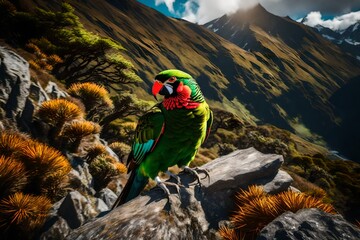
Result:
[126, 105, 165, 171]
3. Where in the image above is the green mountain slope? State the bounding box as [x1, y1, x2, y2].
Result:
[16, 0, 360, 160]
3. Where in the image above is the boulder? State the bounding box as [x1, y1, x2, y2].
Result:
[257, 208, 360, 240]
[45, 81, 67, 99]
[0, 46, 31, 119]
[96, 188, 118, 208]
[39, 216, 71, 240]
[57, 191, 98, 229]
[66, 148, 291, 239]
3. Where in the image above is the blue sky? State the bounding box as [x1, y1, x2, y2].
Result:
[137, 0, 360, 30]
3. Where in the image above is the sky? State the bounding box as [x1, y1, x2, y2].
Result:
[138, 0, 360, 30]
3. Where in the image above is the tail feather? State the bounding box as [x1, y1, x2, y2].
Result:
[112, 168, 149, 209]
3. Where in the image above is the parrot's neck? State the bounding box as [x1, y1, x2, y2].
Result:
[162, 84, 201, 110]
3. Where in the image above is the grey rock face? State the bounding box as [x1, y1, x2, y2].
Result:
[97, 188, 118, 208]
[45, 81, 67, 99]
[257, 208, 360, 240]
[39, 216, 71, 240]
[66, 148, 290, 239]
[57, 191, 98, 229]
[0, 46, 31, 119]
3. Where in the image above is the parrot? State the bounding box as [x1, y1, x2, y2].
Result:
[112, 69, 213, 209]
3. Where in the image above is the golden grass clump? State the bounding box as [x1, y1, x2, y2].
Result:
[19, 141, 71, 196]
[37, 99, 83, 126]
[85, 144, 107, 162]
[0, 156, 28, 198]
[235, 185, 267, 207]
[108, 141, 131, 161]
[20, 141, 71, 177]
[68, 82, 113, 110]
[60, 120, 101, 139]
[276, 191, 336, 214]
[220, 185, 336, 239]
[218, 224, 244, 240]
[113, 162, 127, 174]
[0, 193, 51, 235]
[0, 132, 27, 158]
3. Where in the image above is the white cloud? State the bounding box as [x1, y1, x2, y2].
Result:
[303, 11, 360, 31]
[181, 0, 260, 24]
[155, 0, 176, 13]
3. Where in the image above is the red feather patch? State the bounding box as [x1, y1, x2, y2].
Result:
[163, 84, 200, 110]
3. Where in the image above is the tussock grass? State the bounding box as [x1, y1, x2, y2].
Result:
[68, 82, 113, 110]
[0, 132, 27, 158]
[220, 185, 335, 239]
[85, 144, 107, 162]
[37, 99, 83, 126]
[0, 156, 28, 198]
[0, 193, 51, 236]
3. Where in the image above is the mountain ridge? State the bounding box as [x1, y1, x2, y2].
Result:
[15, 0, 360, 160]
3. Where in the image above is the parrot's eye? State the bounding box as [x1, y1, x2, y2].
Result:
[165, 77, 177, 84]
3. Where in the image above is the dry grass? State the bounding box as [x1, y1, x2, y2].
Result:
[60, 120, 101, 139]
[0, 156, 28, 198]
[0, 193, 51, 233]
[68, 82, 113, 110]
[113, 162, 127, 174]
[20, 141, 71, 177]
[85, 144, 107, 161]
[235, 185, 267, 207]
[220, 185, 336, 239]
[37, 99, 84, 126]
[0, 132, 27, 158]
[108, 141, 131, 161]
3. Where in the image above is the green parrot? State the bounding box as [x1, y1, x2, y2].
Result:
[112, 69, 213, 208]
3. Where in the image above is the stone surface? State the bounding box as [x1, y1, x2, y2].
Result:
[39, 216, 71, 240]
[257, 208, 360, 240]
[97, 188, 118, 208]
[66, 148, 289, 239]
[45, 81, 67, 99]
[57, 191, 98, 229]
[0, 46, 31, 119]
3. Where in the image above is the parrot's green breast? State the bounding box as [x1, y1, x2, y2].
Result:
[139, 101, 210, 179]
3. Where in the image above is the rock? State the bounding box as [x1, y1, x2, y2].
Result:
[39, 216, 71, 240]
[69, 157, 95, 195]
[0, 46, 31, 119]
[94, 198, 109, 213]
[66, 148, 290, 239]
[96, 188, 118, 208]
[45, 81, 67, 99]
[257, 208, 360, 240]
[263, 170, 292, 194]
[57, 191, 98, 229]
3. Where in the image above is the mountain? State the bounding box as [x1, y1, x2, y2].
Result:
[15, 1, 360, 160]
[304, 21, 360, 60]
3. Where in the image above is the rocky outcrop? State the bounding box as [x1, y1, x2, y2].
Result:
[0, 46, 31, 119]
[65, 148, 292, 239]
[257, 208, 360, 240]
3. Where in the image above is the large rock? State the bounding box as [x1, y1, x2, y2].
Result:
[0, 46, 31, 119]
[57, 191, 98, 229]
[66, 148, 292, 239]
[257, 208, 360, 240]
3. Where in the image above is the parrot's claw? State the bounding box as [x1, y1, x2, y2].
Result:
[183, 166, 210, 185]
[166, 170, 182, 185]
[155, 176, 181, 201]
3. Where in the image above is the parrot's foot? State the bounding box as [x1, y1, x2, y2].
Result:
[166, 170, 182, 185]
[155, 176, 181, 202]
[182, 166, 210, 185]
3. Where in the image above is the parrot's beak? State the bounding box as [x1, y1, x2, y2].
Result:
[152, 80, 163, 100]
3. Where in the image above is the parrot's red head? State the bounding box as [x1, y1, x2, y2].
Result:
[152, 69, 204, 110]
